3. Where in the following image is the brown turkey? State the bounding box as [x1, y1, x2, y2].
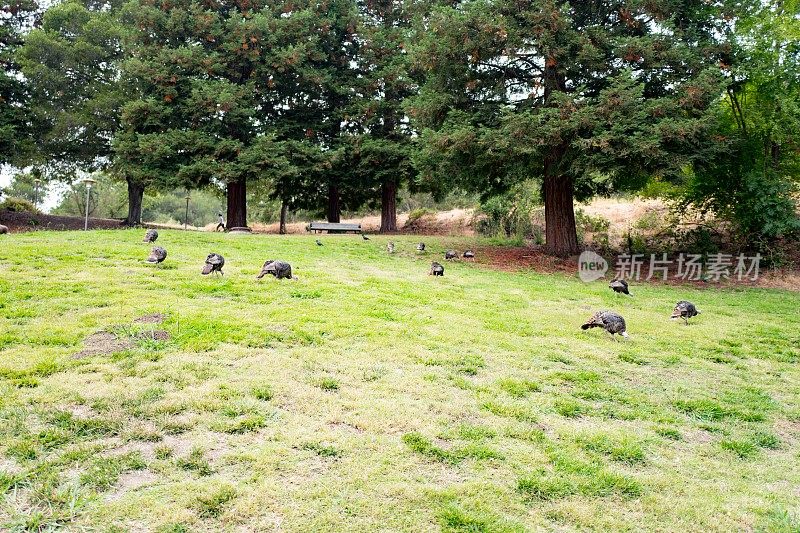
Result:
[202, 253, 225, 276]
[257, 260, 296, 280]
[581, 310, 628, 340]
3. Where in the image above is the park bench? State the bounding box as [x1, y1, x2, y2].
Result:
[306, 221, 362, 234]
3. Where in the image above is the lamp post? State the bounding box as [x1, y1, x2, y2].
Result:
[33, 178, 42, 207]
[82, 178, 97, 231]
[184, 192, 191, 230]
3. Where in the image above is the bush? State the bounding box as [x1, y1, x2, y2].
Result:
[575, 208, 611, 249]
[476, 180, 542, 240]
[686, 136, 800, 245]
[0, 197, 39, 213]
[407, 207, 434, 223]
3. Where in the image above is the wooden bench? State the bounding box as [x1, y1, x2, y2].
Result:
[306, 221, 362, 234]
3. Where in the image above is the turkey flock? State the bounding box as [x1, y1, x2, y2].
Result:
[139, 228, 700, 341]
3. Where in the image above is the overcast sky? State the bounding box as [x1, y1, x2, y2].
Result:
[1, 166, 63, 212]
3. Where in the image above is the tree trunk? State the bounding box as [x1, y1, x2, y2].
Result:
[279, 200, 288, 235]
[541, 61, 577, 256]
[327, 184, 340, 223]
[770, 141, 780, 170]
[543, 146, 579, 256]
[124, 177, 145, 226]
[380, 180, 397, 233]
[226, 178, 247, 228]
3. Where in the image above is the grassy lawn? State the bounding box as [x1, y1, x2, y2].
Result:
[1, 229, 799, 532]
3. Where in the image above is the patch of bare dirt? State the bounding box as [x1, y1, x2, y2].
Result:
[328, 420, 365, 433]
[105, 470, 158, 502]
[135, 330, 171, 342]
[134, 313, 165, 324]
[73, 332, 134, 360]
[72, 327, 170, 359]
[473, 245, 574, 273]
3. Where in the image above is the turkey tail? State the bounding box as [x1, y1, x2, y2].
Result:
[581, 311, 605, 330]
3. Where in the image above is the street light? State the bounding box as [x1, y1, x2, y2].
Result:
[33, 178, 42, 207]
[184, 191, 191, 230]
[82, 178, 97, 231]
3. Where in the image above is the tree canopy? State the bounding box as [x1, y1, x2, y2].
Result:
[408, 0, 726, 255]
[1, 0, 797, 252]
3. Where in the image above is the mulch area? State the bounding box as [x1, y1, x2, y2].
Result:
[0, 211, 128, 232]
[474, 246, 800, 291]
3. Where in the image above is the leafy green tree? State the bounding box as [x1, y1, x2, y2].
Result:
[18, 0, 131, 217]
[0, 0, 38, 165]
[267, 0, 361, 223]
[51, 173, 128, 218]
[685, 0, 800, 243]
[409, 0, 724, 255]
[3, 168, 47, 205]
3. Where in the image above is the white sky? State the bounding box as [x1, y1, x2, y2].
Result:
[1, 166, 63, 212]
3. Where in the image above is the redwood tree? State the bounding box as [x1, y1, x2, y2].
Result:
[352, 0, 417, 232]
[118, 0, 277, 228]
[409, 0, 724, 255]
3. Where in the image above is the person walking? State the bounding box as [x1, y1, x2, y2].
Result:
[215, 212, 225, 232]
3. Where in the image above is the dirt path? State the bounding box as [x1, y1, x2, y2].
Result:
[247, 208, 478, 235]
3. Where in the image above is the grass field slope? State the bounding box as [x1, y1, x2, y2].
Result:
[1, 230, 799, 532]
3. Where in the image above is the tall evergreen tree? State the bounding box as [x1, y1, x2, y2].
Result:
[352, 0, 417, 232]
[118, 0, 285, 228]
[0, 0, 38, 166]
[409, 0, 724, 255]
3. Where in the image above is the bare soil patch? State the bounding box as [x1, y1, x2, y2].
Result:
[72, 328, 170, 359]
[73, 332, 134, 360]
[475, 246, 800, 291]
[136, 330, 171, 342]
[134, 313, 166, 324]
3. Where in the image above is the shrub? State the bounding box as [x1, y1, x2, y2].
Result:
[476, 180, 542, 240]
[0, 197, 38, 213]
[407, 207, 434, 223]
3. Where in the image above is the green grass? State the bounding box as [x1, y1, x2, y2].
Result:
[0, 229, 799, 531]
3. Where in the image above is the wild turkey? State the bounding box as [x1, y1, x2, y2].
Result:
[581, 310, 629, 340]
[257, 260, 295, 280]
[202, 253, 225, 276]
[429, 262, 444, 276]
[316, 239, 323, 246]
[387, 241, 395, 254]
[146, 246, 167, 264]
[143, 229, 158, 243]
[671, 301, 700, 324]
[416, 242, 426, 252]
[609, 279, 631, 296]
[445, 250, 459, 261]
[362, 234, 370, 241]
[463, 250, 475, 261]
